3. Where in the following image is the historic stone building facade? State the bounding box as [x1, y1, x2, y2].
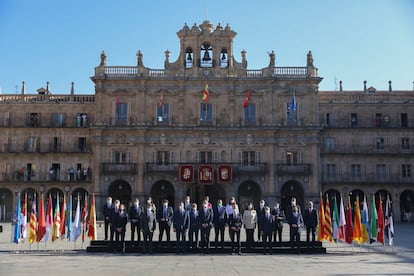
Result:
[0, 21, 413, 222]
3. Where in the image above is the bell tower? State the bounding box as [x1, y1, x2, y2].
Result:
[164, 21, 246, 78]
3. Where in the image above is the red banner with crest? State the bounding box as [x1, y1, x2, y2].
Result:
[198, 165, 214, 185]
[179, 164, 194, 183]
[218, 165, 232, 183]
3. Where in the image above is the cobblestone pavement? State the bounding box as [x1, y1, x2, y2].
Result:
[0, 222, 413, 275]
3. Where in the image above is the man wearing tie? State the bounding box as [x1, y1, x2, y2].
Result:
[110, 199, 121, 243]
[257, 199, 266, 242]
[140, 202, 156, 254]
[213, 199, 226, 249]
[261, 206, 274, 255]
[173, 201, 190, 254]
[199, 200, 214, 254]
[303, 200, 318, 247]
[129, 198, 142, 244]
[103, 197, 113, 241]
[189, 203, 200, 249]
[288, 206, 304, 253]
[114, 204, 128, 253]
[157, 199, 174, 247]
[272, 202, 285, 243]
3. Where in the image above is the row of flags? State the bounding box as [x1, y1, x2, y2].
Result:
[318, 193, 394, 246]
[156, 84, 298, 110]
[13, 192, 97, 245]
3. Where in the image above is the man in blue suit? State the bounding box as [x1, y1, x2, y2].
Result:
[157, 199, 174, 246]
[288, 205, 304, 253]
[189, 203, 200, 249]
[173, 201, 190, 254]
[261, 206, 274, 255]
[198, 200, 214, 254]
[213, 199, 226, 249]
[140, 202, 156, 254]
[303, 200, 318, 247]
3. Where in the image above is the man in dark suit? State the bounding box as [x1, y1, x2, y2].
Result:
[213, 199, 226, 249]
[261, 206, 274, 255]
[129, 198, 142, 243]
[272, 202, 285, 243]
[157, 199, 174, 246]
[140, 202, 156, 254]
[113, 204, 128, 253]
[288, 206, 304, 253]
[103, 197, 113, 241]
[257, 199, 266, 242]
[228, 202, 243, 255]
[110, 199, 121, 243]
[198, 200, 214, 254]
[303, 200, 318, 246]
[189, 203, 200, 249]
[173, 201, 190, 254]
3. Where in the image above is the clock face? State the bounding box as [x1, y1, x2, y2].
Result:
[203, 69, 211, 77]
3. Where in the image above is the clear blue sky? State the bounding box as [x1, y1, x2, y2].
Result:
[0, 0, 413, 94]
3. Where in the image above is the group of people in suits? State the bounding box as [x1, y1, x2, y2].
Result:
[103, 195, 319, 255]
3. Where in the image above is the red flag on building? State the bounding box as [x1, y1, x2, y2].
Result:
[87, 194, 97, 240]
[243, 91, 251, 108]
[345, 196, 354, 244]
[218, 165, 232, 183]
[377, 196, 385, 244]
[36, 194, 46, 242]
[179, 165, 194, 183]
[158, 92, 164, 108]
[324, 194, 333, 242]
[198, 165, 214, 185]
[202, 84, 209, 102]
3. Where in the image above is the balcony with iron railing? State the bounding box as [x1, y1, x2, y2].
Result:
[0, 171, 92, 183]
[276, 164, 312, 176]
[0, 143, 91, 154]
[321, 144, 414, 155]
[102, 163, 137, 174]
[321, 173, 414, 184]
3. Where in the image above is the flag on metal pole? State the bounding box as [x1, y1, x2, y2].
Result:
[13, 192, 21, 244]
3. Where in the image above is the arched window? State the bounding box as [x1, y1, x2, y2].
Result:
[220, 49, 228, 68]
[200, 43, 213, 68]
[185, 48, 193, 68]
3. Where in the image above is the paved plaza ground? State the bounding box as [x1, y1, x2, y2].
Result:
[0, 222, 413, 275]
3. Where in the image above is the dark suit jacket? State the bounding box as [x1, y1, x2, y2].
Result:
[213, 206, 226, 227]
[129, 205, 143, 222]
[114, 211, 128, 232]
[189, 210, 199, 230]
[173, 210, 190, 232]
[261, 214, 275, 235]
[157, 206, 174, 226]
[228, 212, 242, 231]
[288, 212, 304, 234]
[198, 208, 214, 229]
[103, 203, 114, 222]
[271, 208, 286, 228]
[140, 210, 156, 233]
[303, 208, 318, 228]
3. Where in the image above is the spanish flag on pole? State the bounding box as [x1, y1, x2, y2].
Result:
[28, 194, 37, 243]
[202, 83, 209, 102]
[317, 193, 326, 241]
[87, 194, 97, 240]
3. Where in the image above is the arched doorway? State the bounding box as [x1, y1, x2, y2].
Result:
[46, 188, 64, 210]
[375, 189, 391, 214]
[324, 189, 341, 208]
[108, 180, 132, 207]
[349, 189, 364, 208]
[400, 190, 414, 222]
[0, 188, 13, 221]
[186, 184, 226, 208]
[238, 181, 261, 211]
[281, 181, 304, 212]
[151, 180, 175, 209]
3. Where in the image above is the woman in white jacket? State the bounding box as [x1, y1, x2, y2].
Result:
[242, 202, 257, 249]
